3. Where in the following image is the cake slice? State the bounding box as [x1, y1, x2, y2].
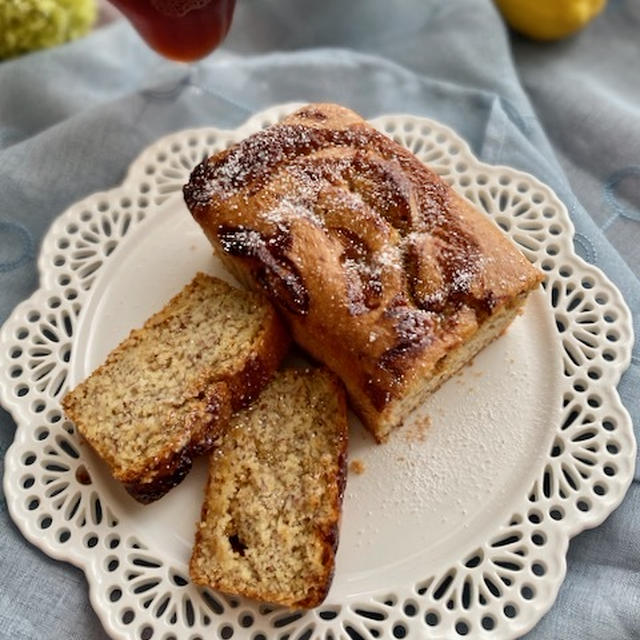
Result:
[190, 368, 348, 608]
[62, 273, 289, 503]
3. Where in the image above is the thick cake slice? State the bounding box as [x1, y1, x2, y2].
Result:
[184, 103, 543, 442]
[190, 368, 348, 608]
[62, 273, 289, 503]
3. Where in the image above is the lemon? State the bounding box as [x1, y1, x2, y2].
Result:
[495, 0, 607, 41]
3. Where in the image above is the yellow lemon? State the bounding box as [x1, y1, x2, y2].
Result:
[495, 0, 607, 41]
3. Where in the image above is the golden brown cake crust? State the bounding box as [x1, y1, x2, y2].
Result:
[184, 104, 543, 440]
[62, 273, 290, 503]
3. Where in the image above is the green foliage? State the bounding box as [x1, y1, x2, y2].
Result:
[0, 0, 97, 59]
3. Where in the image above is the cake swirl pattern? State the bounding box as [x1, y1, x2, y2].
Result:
[184, 104, 542, 440]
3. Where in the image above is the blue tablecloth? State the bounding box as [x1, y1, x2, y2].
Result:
[1, 1, 638, 638]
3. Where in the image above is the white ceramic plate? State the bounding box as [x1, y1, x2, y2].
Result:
[1, 104, 635, 640]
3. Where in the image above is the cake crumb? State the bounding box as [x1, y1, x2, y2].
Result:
[75, 464, 92, 485]
[403, 414, 432, 443]
[349, 459, 365, 475]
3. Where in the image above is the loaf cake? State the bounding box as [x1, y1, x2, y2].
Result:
[62, 273, 289, 503]
[190, 367, 348, 608]
[184, 103, 543, 441]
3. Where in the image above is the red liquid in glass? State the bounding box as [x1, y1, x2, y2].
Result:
[109, 0, 237, 62]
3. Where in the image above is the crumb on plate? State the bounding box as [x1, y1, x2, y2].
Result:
[403, 414, 432, 444]
[349, 459, 365, 475]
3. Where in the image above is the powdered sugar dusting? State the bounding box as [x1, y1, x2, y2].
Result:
[259, 197, 324, 232]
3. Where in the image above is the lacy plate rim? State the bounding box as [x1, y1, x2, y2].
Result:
[1, 103, 635, 640]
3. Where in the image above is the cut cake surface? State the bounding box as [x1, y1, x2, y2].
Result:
[190, 367, 348, 608]
[62, 272, 289, 503]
